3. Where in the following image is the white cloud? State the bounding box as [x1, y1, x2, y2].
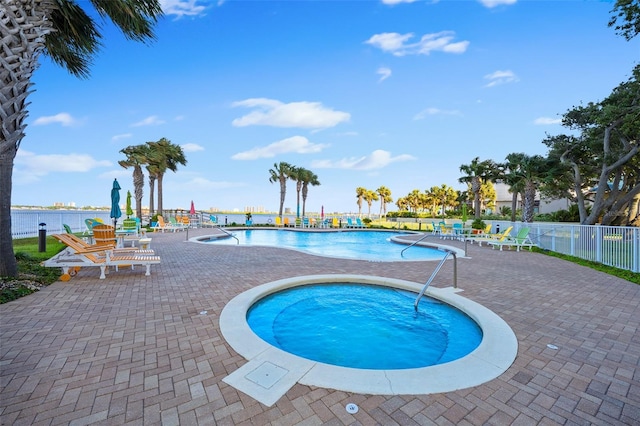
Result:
[377, 67, 392, 83]
[413, 107, 462, 120]
[131, 115, 165, 127]
[14, 150, 111, 183]
[479, 0, 517, 8]
[483, 70, 519, 87]
[112, 133, 132, 142]
[232, 136, 329, 160]
[534, 117, 562, 125]
[181, 143, 205, 152]
[231, 98, 350, 129]
[32, 112, 78, 127]
[160, 0, 207, 17]
[365, 31, 469, 57]
[311, 149, 416, 171]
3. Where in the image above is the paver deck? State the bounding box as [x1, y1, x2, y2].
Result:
[1, 228, 639, 425]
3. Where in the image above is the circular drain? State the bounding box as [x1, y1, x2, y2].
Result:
[346, 403, 359, 414]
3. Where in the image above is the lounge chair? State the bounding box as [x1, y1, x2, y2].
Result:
[332, 217, 340, 228]
[274, 217, 283, 227]
[356, 218, 365, 228]
[202, 214, 219, 227]
[488, 227, 537, 251]
[284, 217, 291, 227]
[170, 217, 188, 231]
[346, 218, 355, 228]
[54, 232, 154, 255]
[303, 217, 310, 228]
[44, 234, 160, 280]
[466, 226, 513, 247]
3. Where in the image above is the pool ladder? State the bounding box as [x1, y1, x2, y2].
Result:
[401, 235, 458, 311]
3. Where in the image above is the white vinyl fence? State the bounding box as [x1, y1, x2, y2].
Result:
[489, 221, 639, 273]
[11, 210, 113, 239]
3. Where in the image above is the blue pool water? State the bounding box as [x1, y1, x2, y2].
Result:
[203, 229, 443, 261]
[247, 283, 483, 370]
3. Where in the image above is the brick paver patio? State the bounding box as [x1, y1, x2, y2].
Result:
[1, 228, 639, 425]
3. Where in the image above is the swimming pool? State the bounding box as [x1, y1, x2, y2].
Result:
[199, 229, 453, 261]
[220, 275, 518, 405]
[247, 283, 483, 369]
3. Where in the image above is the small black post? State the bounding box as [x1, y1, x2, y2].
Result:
[38, 223, 46, 252]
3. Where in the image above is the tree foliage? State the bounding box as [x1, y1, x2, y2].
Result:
[543, 65, 640, 225]
[0, 0, 163, 277]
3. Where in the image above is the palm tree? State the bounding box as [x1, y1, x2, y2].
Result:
[459, 157, 500, 219]
[299, 169, 320, 217]
[146, 162, 160, 217]
[396, 196, 409, 211]
[147, 138, 187, 216]
[289, 167, 303, 218]
[355, 187, 367, 215]
[432, 184, 458, 217]
[269, 162, 294, 218]
[0, 1, 162, 277]
[119, 144, 150, 219]
[503, 153, 528, 222]
[376, 186, 393, 217]
[504, 153, 548, 222]
[363, 190, 379, 217]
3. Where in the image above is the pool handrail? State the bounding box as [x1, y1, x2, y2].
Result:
[217, 227, 240, 244]
[400, 232, 431, 257]
[411, 246, 458, 311]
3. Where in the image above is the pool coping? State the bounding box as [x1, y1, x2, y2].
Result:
[220, 274, 518, 407]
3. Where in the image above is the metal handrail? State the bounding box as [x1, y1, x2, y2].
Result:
[401, 232, 432, 257]
[216, 227, 240, 244]
[413, 248, 457, 311]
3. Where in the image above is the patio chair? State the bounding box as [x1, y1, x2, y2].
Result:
[54, 232, 154, 255]
[488, 227, 537, 251]
[45, 234, 160, 280]
[466, 226, 513, 247]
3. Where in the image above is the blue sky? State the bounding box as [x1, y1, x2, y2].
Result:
[13, 0, 639, 214]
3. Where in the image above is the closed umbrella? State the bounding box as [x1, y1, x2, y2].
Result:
[126, 190, 133, 218]
[110, 179, 122, 227]
[190, 200, 196, 215]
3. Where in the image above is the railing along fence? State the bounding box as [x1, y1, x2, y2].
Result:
[11, 210, 112, 239]
[489, 221, 639, 273]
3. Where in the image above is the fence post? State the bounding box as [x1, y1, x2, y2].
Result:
[634, 228, 639, 273]
[596, 225, 603, 263]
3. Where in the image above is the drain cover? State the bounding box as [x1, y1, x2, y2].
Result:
[346, 403, 359, 414]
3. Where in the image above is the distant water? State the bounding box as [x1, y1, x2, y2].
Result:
[10, 210, 319, 239]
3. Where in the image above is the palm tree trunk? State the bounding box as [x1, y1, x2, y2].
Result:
[510, 192, 518, 222]
[523, 182, 536, 223]
[149, 176, 156, 217]
[279, 179, 286, 217]
[133, 166, 144, 219]
[472, 177, 482, 218]
[0, 149, 18, 276]
[157, 173, 164, 216]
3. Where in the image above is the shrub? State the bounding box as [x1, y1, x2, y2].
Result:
[471, 218, 486, 230]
